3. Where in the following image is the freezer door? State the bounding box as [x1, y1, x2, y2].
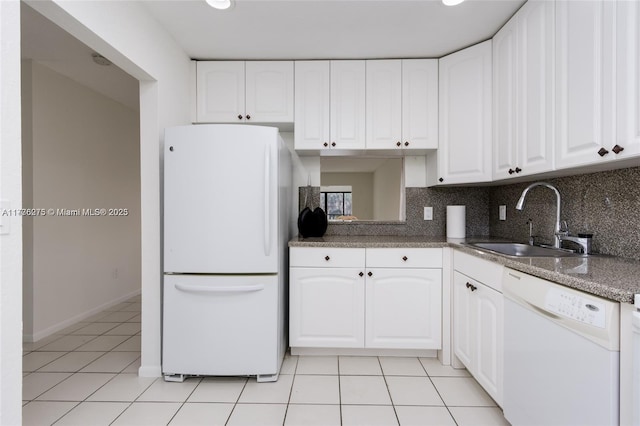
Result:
[162, 274, 279, 377]
[164, 125, 279, 273]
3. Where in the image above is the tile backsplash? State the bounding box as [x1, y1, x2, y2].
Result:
[299, 186, 491, 237]
[489, 166, 640, 260]
[297, 166, 640, 261]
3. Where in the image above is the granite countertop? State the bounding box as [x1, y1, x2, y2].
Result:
[288, 235, 451, 248]
[289, 235, 640, 304]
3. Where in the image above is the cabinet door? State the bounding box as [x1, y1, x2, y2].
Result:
[365, 268, 441, 349]
[452, 272, 474, 368]
[555, 0, 616, 168]
[245, 61, 294, 123]
[516, 0, 555, 176]
[492, 17, 518, 180]
[474, 282, 503, 407]
[290, 267, 365, 348]
[330, 61, 366, 150]
[196, 61, 245, 123]
[366, 60, 402, 150]
[494, 0, 555, 181]
[437, 41, 492, 185]
[294, 61, 330, 150]
[616, 0, 640, 159]
[402, 59, 438, 150]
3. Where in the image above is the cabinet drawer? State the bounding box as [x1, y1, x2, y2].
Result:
[366, 248, 442, 268]
[453, 250, 504, 292]
[290, 247, 365, 268]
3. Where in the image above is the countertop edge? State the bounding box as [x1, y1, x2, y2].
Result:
[452, 245, 635, 304]
[288, 236, 640, 304]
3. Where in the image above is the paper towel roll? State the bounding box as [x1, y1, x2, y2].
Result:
[446, 205, 466, 239]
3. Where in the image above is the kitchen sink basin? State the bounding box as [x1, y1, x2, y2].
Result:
[467, 242, 580, 257]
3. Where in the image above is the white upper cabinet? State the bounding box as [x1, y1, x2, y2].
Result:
[367, 59, 438, 150]
[402, 59, 439, 150]
[555, 0, 616, 168]
[516, 0, 555, 175]
[245, 62, 294, 123]
[555, 0, 640, 167]
[493, 16, 518, 180]
[295, 61, 365, 151]
[295, 59, 436, 152]
[430, 41, 492, 185]
[330, 61, 367, 150]
[616, 0, 640, 159]
[493, 0, 555, 180]
[366, 60, 403, 150]
[196, 61, 245, 123]
[364, 59, 438, 151]
[196, 61, 293, 124]
[294, 61, 331, 150]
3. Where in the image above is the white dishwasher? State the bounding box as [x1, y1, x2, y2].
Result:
[632, 295, 640, 425]
[503, 268, 620, 426]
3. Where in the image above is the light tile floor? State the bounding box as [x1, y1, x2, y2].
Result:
[23, 296, 510, 425]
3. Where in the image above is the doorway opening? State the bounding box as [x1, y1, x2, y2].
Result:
[20, 2, 142, 352]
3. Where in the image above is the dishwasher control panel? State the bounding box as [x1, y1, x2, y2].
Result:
[544, 287, 606, 328]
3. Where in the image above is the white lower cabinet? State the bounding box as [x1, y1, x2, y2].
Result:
[452, 271, 474, 368]
[289, 267, 364, 348]
[290, 247, 442, 351]
[366, 268, 441, 349]
[453, 251, 504, 407]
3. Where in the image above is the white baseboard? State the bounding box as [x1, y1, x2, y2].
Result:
[290, 347, 438, 357]
[24, 288, 141, 342]
[139, 364, 162, 378]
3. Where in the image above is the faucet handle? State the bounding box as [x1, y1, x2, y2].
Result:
[556, 220, 569, 238]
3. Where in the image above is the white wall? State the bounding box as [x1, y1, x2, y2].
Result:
[22, 61, 141, 341]
[404, 155, 427, 187]
[1, 1, 24, 423]
[24, 0, 192, 377]
[282, 132, 320, 236]
[373, 158, 403, 220]
[321, 172, 374, 219]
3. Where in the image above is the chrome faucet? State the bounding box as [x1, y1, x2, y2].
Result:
[557, 221, 593, 254]
[515, 182, 566, 249]
[526, 218, 536, 246]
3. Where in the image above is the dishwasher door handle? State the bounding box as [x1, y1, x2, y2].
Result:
[522, 300, 562, 321]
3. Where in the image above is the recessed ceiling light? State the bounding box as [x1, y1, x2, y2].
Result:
[91, 53, 112, 66]
[442, 0, 465, 5]
[206, 0, 232, 10]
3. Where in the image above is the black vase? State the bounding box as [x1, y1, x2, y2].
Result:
[298, 207, 328, 238]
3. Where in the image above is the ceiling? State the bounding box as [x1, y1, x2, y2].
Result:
[20, 3, 140, 111]
[20, 0, 526, 112]
[142, 0, 526, 60]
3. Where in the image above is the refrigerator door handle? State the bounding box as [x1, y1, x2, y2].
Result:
[175, 283, 265, 294]
[264, 145, 271, 256]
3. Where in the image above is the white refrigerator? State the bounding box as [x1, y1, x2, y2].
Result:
[162, 124, 291, 382]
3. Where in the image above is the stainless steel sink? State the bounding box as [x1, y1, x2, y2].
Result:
[467, 242, 580, 257]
